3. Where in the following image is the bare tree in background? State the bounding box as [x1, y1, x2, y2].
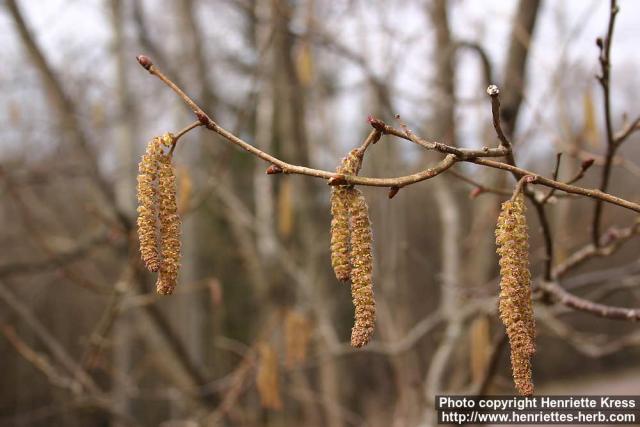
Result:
[2, 0, 640, 426]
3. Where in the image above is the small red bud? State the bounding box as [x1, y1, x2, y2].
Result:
[136, 55, 153, 70]
[388, 186, 400, 199]
[196, 111, 209, 126]
[266, 165, 283, 175]
[328, 175, 348, 186]
[469, 187, 483, 199]
[581, 158, 595, 170]
[368, 116, 387, 133]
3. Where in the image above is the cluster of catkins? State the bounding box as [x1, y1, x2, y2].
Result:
[330, 150, 376, 348]
[495, 192, 535, 396]
[137, 133, 182, 295]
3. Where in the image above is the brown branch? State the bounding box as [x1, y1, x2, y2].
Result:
[136, 56, 640, 215]
[552, 223, 640, 279]
[448, 169, 512, 197]
[138, 53, 462, 187]
[614, 115, 640, 144]
[540, 280, 640, 321]
[537, 307, 640, 358]
[0, 233, 110, 279]
[471, 158, 640, 213]
[0, 280, 100, 394]
[0, 323, 81, 393]
[486, 85, 514, 153]
[592, 0, 620, 246]
[540, 152, 562, 204]
[567, 158, 595, 185]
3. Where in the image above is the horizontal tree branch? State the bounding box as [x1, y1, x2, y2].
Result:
[136, 55, 640, 215]
[540, 280, 640, 321]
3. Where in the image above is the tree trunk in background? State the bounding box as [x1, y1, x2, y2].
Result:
[423, 2, 465, 424]
[173, 0, 214, 375]
[500, 0, 542, 136]
[109, 0, 137, 424]
[268, 1, 344, 425]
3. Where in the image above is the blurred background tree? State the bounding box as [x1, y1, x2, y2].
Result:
[1, 0, 640, 426]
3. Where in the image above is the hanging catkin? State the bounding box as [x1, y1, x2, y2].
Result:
[156, 153, 181, 295]
[330, 150, 362, 282]
[256, 343, 283, 410]
[284, 311, 312, 368]
[137, 137, 162, 272]
[348, 188, 375, 348]
[495, 192, 535, 396]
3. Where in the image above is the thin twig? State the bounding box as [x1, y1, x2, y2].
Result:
[592, 0, 620, 246]
[540, 280, 640, 321]
[540, 153, 562, 204]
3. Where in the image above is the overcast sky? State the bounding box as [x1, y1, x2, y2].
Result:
[2, 1, 640, 169]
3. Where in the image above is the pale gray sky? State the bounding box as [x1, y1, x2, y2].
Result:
[2, 1, 640, 169]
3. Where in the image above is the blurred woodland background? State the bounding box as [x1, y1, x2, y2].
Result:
[2, 0, 640, 426]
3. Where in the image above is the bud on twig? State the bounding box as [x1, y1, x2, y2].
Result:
[469, 187, 483, 199]
[136, 54, 153, 71]
[328, 175, 348, 186]
[266, 165, 283, 175]
[367, 116, 387, 134]
[581, 158, 595, 171]
[195, 111, 209, 126]
[388, 186, 400, 199]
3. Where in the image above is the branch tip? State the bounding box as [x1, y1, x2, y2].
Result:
[136, 54, 153, 70]
[486, 84, 500, 96]
[368, 116, 387, 134]
[581, 158, 595, 171]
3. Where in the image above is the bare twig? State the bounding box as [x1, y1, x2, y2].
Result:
[0, 281, 100, 393]
[0, 323, 82, 393]
[136, 56, 640, 216]
[540, 153, 562, 204]
[592, 0, 620, 246]
[540, 280, 640, 321]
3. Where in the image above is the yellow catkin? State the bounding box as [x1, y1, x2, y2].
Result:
[136, 137, 162, 272]
[330, 150, 362, 282]
[495, 193, 535, 396]
[348, 189, 375, 348]
[156, 153, 181, 295]
[284, 311, 311, 368]
[256, 343, 283, 410]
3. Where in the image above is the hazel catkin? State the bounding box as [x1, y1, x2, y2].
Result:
[155, 154, 181, 295]
[137, 137, 162, 272]
[495, 193, 535, 396]
[330, 150, 362, 282]
[348, 189, 375, 348]
[256, 343, 283, 410]
[284, 311, 312, 368]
